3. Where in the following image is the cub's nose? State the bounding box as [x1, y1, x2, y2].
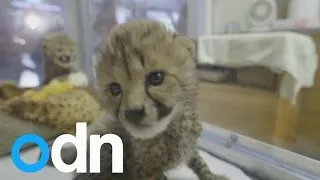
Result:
[65, 55, 71, 61]
[124, 107, 145, 123]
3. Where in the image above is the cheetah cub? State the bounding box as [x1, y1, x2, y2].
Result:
[59, 20, 229, 180]
[41, 32, 86, 86]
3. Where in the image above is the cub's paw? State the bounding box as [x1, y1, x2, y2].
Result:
[159, 174, 168, 180]
[212, 175, 230, 180]
[144, 173, 167, 180]
[200, 174, 230, 180]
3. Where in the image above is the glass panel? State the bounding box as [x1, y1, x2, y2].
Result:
[195, 0, 320, 163]
[0, 0, 65, 87]
[89, 0, 187, 84]
[90, 0, 187, 49]
[86, 0, 320, 175]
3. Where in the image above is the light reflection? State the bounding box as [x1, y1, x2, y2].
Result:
[24, 13, 41, 30]
[13, 36, 26, 45]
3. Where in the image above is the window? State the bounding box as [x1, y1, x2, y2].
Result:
[90, 0, 187, 51]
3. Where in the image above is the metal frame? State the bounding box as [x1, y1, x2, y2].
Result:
[198, 123, 320, 180]
[62, 0, 95, 84]
[75, 0, 96, 83]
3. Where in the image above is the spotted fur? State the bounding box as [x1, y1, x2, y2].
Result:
[0, 83, 28, 103]
[0, 88, 102, 134]
[41, 32, 80, 85]
[60, 20, 229, 180]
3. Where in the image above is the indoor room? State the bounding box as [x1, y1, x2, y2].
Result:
[0, 0, 319, 180]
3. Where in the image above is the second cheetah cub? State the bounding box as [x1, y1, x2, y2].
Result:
[41, 32, 83, 85]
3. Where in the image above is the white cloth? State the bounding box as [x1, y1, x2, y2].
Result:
[197, 32, 318, 105]
[0, 148, 251, 180]
[165, 150, 252, 180]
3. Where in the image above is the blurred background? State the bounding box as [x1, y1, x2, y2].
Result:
[0, 0, 320, 179]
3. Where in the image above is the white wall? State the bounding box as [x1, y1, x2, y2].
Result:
[186, 0, 211, 38]
[186, 0, 297, 36]
[186, 0, 253, 36]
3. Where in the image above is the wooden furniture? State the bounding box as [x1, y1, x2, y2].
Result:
[196, 34, 320, 159]
[273, 78, 301, 148]
[294, 34, 320, 158]
[197, 82, 278, 144]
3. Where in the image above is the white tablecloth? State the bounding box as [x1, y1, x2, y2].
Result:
[197, 32, 318, 105]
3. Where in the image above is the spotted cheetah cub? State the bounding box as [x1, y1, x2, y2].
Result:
[41, 32, 84, 85]
[60, 20, 229, 180]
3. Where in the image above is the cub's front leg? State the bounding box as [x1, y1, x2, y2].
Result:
[135, 151, 168, 180]
[137, 170, 167, 180]
[188, 151, 230, 180]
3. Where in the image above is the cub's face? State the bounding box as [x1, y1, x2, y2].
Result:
[96, 20, 196, 139]
[41, 33, 77, 68]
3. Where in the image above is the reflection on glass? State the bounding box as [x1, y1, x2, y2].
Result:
[146, 10, 178, 31]
[90, 0, 187, 51]
[88, 0, 320, 164]
[195, 0, 320, 163]
[0, 0, 65, 87]
[24, 12, 42, 30]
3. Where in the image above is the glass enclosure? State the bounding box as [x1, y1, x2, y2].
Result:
[86, 0, 320, 163]
[195, 0, 320, 163]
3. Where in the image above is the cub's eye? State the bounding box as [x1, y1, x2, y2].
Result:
[146, 71, 164, 86]
[109, 82, 122, 96]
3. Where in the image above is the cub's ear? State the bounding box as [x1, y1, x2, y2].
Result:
[173, 33, 196, 60]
